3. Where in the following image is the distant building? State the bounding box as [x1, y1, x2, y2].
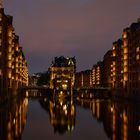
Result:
[104, 18, 140, 94]
[111, 39, 123, 89]
[91, 61, 103, 87]
[74, 72, 83, 89]
[102, 50, 112, 88]
[49, 56, 76, 91]
[121, 21, 140, 93]
[83, 70, 92, 87]
[29, 74, 40, 86]
[75, 70, 92, 89]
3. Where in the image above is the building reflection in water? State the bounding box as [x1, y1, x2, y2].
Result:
[0, 91, 28, 140]
[39, 90, 76, 134]
[76, 97, 140, 140]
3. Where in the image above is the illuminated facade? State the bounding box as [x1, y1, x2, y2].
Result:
[82, 70, 92, 87]
[0, 8, 28, 92]
[101, 18, 140, 94]
[74, 72, 84, 89]
[49, 56, 76, 91]
[102, 50, 112, 88]
[91, 62, 103, 87]
[74, 70, 92, 89]
[122, 22, 140, 93]
[74, 18, 140, 93]
[110, 19, 140, 93]
[74, 62, 103, 89]
[111, 39, 123, 89]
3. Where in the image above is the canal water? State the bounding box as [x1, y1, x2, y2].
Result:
[1, 91, 140, 140]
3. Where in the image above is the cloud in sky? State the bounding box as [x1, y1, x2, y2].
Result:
[4, 0, 140, 73]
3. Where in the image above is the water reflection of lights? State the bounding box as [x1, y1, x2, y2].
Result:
[63, 104, 67, 111]
[59, 91, 64, 98]
[60, 101, 63, 106]
[13, 118, 16, 125]
[120, 113, 123, 118]
[110, 106, 114, 112]
[39, 92, 76, 134]
[26, 91, 28, 96]
[64, 110, 68, 115]
[67, 124, 74, 132]
[138, 125, 140, 131]
[0, 94, 29, 140]
[24, 98, 29, 106]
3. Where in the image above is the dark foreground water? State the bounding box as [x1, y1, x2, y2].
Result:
[1, 91, 140, 140]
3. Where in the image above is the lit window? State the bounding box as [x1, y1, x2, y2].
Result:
[16, 46, 19, 51]
[97, 66, 100, 70]
[112, 45, 115, 50]
[8, 55, 12, 60]
[97, 82, 100, 85]
[123, 32, 127, 39]
[8, 62, 12, 68]
[124, 60, 127, 66]
[8, 30, 12, 37]
[113, 67, 115, 71]
[113, 52, 116, 56]
[8, 47, 12, 52]
[123, 40, 127, 47]
[8, 72, 12, 78]
[124, 67, 128, 72]
[124, 74, 128, 81]
[8, 39, 12, 45]
[124, 48, 128, 53]
[124, 55, 128, 60]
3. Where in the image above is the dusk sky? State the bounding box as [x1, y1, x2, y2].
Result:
[4, 0, 140, 73]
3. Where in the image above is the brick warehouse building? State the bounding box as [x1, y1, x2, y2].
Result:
[0, 8, 28, 95]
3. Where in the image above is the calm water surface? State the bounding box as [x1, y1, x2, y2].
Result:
[1, 91, 140, 140]
[22, 99, 109, 140]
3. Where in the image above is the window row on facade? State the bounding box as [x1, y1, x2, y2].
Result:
[0, 8, 28, 92]
[75, 18, 140, 93]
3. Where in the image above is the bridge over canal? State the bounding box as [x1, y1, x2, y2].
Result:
[22, 86, 111, 99]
